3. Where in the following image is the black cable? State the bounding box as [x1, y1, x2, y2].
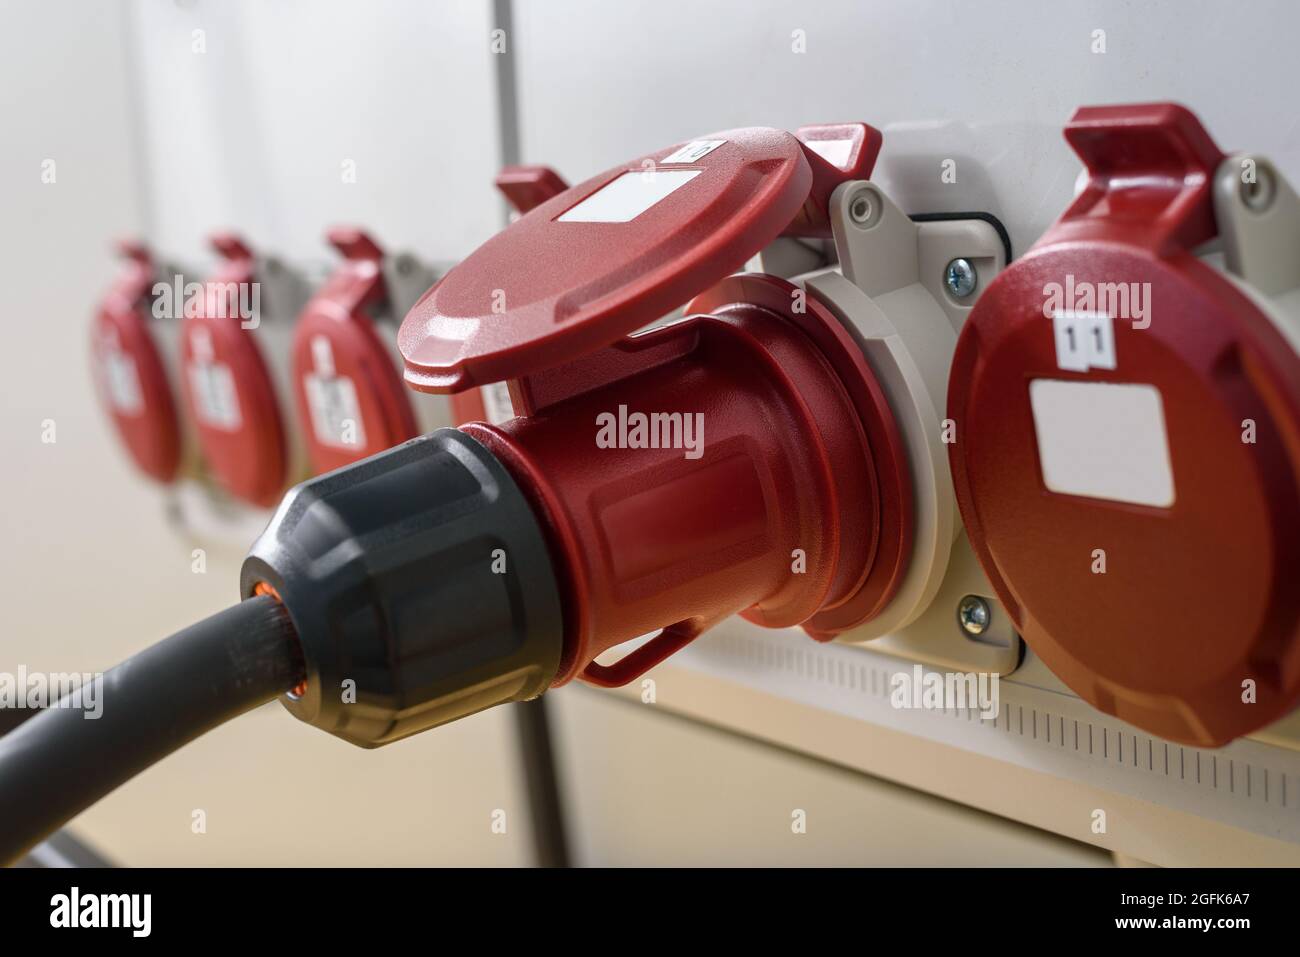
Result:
[0, 705, 36, 737]
[0, 595, 303, 866]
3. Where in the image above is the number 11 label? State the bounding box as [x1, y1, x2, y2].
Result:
[1052, 311, 1117, 372]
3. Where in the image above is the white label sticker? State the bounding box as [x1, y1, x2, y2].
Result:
[660, 139, 726, 165]
[480, 382, 515, 425]
[187, 361, 242, 431]
[310, 334, 336, 378]
[1029, 379, 1175, 508]
[558, 169, 702, 223]
[1052, 310, 1116, 372]
[102, 348, 143, 415]
[305, 373, 366, 448]
[304, 335, 365, 448]
[804, 138, 854, 169]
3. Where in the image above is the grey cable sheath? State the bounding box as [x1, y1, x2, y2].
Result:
[0, 595, 302, 865]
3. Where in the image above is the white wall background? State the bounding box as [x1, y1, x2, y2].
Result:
[126, 0, 505, 268]
[513, 0, 1300, 258]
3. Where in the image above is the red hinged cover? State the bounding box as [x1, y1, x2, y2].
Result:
[90, 240, 182, 483]
[291, 228, 417, 474]
[180, 233, 287, 507]
[948, 103, 1300, 746]
[400, 125, 880, 393]
[1055, 102, 1226, 253]
[496, 165, 570, 215]
[789, 122, 882, 235]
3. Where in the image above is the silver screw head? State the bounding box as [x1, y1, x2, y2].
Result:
[957, 594, 991, 637]
[945, 257, 978, 298]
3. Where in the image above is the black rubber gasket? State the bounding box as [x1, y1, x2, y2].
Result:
[909, 210, 1014, 263]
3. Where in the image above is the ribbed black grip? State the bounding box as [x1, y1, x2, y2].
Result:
[241, 428, 564, 748]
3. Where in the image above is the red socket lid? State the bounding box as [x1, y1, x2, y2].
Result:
[948, 103, 1300, 747]
[90, 240, 181, 483]
[400, 125, 881, 392]
[180, 234, 287, 508]
[291, 228, 417, 474]
[496, 165, 569, 215]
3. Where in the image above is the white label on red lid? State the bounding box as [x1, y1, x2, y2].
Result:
[304, 335, 365, 448]
[187, 361, 242, 431]
[310, 333, 336, 378]
[1052, 310, 1116, 372]
[558, 169, 702, 223]
[804, 138, 854, 169]
[660, 139, 726, 165]
[305, 373, 366, 449]
[102, 346, 143, 415]
[1029, 379, 1175, 508]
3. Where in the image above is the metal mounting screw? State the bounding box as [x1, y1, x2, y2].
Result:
[957, 595, 991, 638]
[945, 258, 977, 299]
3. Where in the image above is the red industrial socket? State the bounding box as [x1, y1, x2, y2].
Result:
[90, 239, 182, 483]
[401, 125, 911, 687]
[180, 233, 287, 507]
[290, 227, 418, 474]
[948, 103, 1300, 746]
